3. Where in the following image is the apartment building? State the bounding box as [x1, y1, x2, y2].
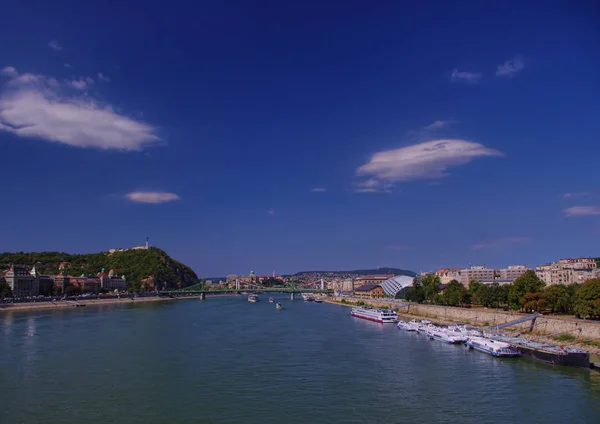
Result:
[536, 258, 600, 285]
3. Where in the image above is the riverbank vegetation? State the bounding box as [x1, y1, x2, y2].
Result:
[401, 271, 600, 319]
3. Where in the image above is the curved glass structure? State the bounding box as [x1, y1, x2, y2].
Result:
[380, 275, 414, 296]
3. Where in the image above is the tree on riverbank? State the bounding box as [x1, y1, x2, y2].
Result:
[574, 278, 600, 318]
[544, 284, 572, 313]
[508, 270, 545, 310]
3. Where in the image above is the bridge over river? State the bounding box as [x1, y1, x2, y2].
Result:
[160, 283, 332, 300]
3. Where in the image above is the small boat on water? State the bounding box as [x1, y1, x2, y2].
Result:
[427, 327, 468, 344]
[417, 323, 436, 335]
[276, 302, 284, 310]
[248, 294, 259, 303]
[302, 293, 315, 301]
[351, 307, 398, 323]
[268, 297, 274, 303]
[314, 298, 323, 303]
[465, 337, 521, 357]
[397, 319, 419, 331]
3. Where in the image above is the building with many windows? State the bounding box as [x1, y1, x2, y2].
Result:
[536, 258, 600, 286]
[459, 266, 496, 285]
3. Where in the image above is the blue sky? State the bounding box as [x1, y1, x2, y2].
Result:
[1, 1, 599, 277]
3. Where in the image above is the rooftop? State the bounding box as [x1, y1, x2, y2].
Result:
[355, 283, 382, 292]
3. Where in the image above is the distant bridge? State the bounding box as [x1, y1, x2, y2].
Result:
[160, 284, 332, 299]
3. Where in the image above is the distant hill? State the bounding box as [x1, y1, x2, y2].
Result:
[293, 267, 416, 277]
[0, 247, 199, 291]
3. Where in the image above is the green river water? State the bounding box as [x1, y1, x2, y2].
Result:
[1, 296, 599, 423]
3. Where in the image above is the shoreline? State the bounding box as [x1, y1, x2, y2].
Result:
[324, 297, 600, 360]
[0, 295, 202, 313]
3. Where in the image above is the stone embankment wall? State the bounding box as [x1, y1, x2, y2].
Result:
[333, 298, 600, 340]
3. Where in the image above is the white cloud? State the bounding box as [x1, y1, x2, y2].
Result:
[357, 139, 502, 187]
[1, 66, 18, 78]
[496, 57, 525, 78]
[472, 236, 530, 250]
[267, 209, 276, 215]
[563, 192, 589, 199]
[424, 120, 455, 131]
[563, 206, 600, 217]
[310, 187, 326, 192]
[354, 178, 394, 193]
[64, 63, 72, 69]
[70, 79, 88, 90]
[48, 40, 63, 51]
[451, 68, 481, 84]
[125, 192, 180, 204]
[0, 67, 159, 150]
[97, 73, 110, 82]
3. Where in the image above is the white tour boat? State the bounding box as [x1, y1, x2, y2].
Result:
[466, 337, 521, 357]
[248, 294, 259, 303]
[351, 307, 398, 323]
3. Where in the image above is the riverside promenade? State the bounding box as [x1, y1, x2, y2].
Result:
[326, 296, 600, 358]
[0, 294, 196, 313]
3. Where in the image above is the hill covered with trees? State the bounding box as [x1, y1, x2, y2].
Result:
[293, 267, 416, 277]
[0, 248, 199, 291]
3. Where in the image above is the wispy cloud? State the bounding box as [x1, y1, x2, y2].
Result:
[472, 236, 530, 250]
[0, 66, 18, 78]
[266, 209, 276, 215]
[64, 63, 72, 69]
[354, 178, 394, 193]
[451, 68, 481, 84]
[125, 192, 180, 204]
[356, 139, 502, 189]
[424, 120, 456, 131]
[70, 78, 89, 90]
[97, 73, 110, 82]
[48, 40, 63, 51]
[563, 206, 600, 217]
[496, 57, 525, 78]
[310, 187, 327, 192]
[563, 192, 589, 199]
[0, 66, 159, 150]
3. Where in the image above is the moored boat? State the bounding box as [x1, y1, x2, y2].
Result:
[351, 307, 398, 323]
[302, 293, 315, 301]
[428, 327, 468, 344]
[397, 319, 419, 331]
[268, 297, 274, 303]
[276, 302, 283, 310]
[248, 294, 259, 303]
[314, 298, 323, 303]
[465, 337, 521, 357]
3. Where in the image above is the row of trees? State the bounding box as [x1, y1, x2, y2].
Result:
[401, 270, 600, 318]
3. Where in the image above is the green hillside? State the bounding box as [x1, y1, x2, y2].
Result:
[293, 267, 416, 277]
[0, 247, 199, 291]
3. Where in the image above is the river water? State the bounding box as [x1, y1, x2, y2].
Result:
[1, 296, 599, 423]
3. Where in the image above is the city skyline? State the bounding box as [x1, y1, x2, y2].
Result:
[1, 1, 599, 276]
